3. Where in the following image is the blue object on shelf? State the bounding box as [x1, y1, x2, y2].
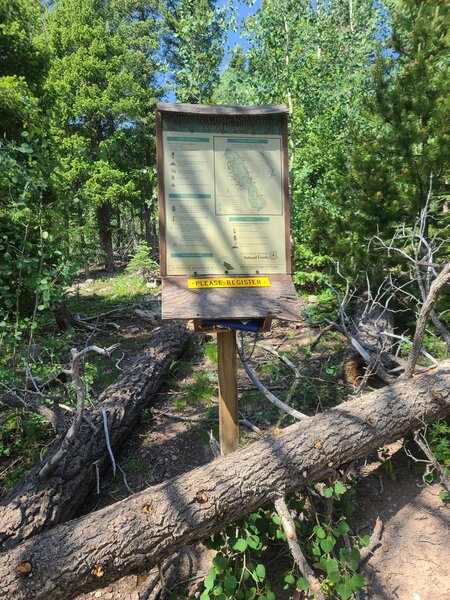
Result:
[202, 319, 264, 332]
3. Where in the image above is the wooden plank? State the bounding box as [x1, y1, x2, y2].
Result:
[156, 103, 289, 115]
[217, 330, 239, 455]
[162, 275, 303, 321]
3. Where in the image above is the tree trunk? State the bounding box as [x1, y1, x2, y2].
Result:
[2, 361, 449, 600]
[0, 321, 189, 552]
[96, 201, 114, 271]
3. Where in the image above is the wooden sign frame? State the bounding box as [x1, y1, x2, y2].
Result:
[156, 102, 301, 322]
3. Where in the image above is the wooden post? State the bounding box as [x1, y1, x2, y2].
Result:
[217, 329, 239, 455]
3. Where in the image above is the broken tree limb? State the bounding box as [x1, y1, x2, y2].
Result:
[274, 496, 325, 600]
[402, 262, 450, 379]
[1, 361, 450, 600]
[38, 344, 119, 479]
[236, 337, 308, 421]
[0, 321, 189, 552]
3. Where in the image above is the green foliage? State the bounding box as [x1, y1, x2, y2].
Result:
[0, 411, 52, 492]
[186, 373, 215, 404]
[163, 0, 230, 103]
[194, 493, 366, 600]
[203, 341, 218, 364]
[422, 419, 450, 498]
[126, 242, 159, 277]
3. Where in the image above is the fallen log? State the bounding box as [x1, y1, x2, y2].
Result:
[0, 321, 189, 552]
[2, 361, 449, 600]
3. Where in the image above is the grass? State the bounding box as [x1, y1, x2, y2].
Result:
[203, 341, 218, 364]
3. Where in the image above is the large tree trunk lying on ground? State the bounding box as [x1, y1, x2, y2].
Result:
[0, 321, 189, 552]
[2, 361, 449, 600]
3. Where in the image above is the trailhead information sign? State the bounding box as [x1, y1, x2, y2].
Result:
[156, 103, 290, 277]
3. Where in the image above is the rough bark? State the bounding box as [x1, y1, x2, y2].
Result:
[2, 361, 449, 600]
[0, 321, 189, 552]
[96, 201, 114, 271]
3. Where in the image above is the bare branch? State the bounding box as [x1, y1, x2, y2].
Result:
[38, 344, 118, 478]
[274, 496, 325, 600]
[236, 337, 309, 421]
[402, 263, 450, 379]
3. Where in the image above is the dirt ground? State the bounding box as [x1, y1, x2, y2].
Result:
[69, 316, 449, 600]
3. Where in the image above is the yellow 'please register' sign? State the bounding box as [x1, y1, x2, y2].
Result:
[188, 277, 271, 289]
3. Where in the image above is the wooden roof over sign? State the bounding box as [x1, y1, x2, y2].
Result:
[156, 103, 289, 116]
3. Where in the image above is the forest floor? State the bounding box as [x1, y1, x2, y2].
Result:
[2, 269, 449, 600]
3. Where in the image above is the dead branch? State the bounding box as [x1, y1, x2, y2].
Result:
[256, 343, 302, 404]
[236, 337, 309, 421]
[274, 496, 325, 600]
[402, 262, 450, 379]
[413, 430, 450, 493]
[359, 517, 383, 563]
[38, 344, 119, 479]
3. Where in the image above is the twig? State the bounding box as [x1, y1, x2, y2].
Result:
[256, 343, 302, 403]
[413, 430, 450, 493]
[236, 338, 309, 421]
[310, 324, 336, 350]
[380, 330, 439, 365]
[102, 408, 116, 478]
[274, 496, 325, 600]
[359, 517, 383, 563]
[209, 430, 221, 458]
[115, 352, 125, 371]
[117, 463, 134, 494]
[152, 408, 262, 434]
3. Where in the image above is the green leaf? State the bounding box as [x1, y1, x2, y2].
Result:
[350, 547, 361, 569]
[360, 534, 371, 547]
[334, 482, 346, 496]
[333, 520, 350, 536]
[336, 581, 353, 600]
[296, 577, 309, 591]
[212, 555, 228, 571]
[42, 231, 49, 239]
[320, 536, 336, 553]
[329, 571, 342, 584]
[349, 572, 365, 590]
[253, 563, 266, 582]
[284, 573, 295, 585]
[313, 525, 326, 539]
[324, 558, 339, 574]
[204, 571, 216, 591]
[233, 538, 247, 552]
[246, 534, 261, 549]
[223, 574, 237, 592]
[323, 486, 333, 498]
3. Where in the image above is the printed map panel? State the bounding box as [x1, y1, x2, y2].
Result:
[214, 136, 283, 215]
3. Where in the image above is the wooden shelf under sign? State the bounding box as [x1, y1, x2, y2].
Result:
[162, 274, 302, 321]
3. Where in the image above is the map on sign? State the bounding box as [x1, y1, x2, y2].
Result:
[161, 114, 287, 277]
[214, 137, 283, 215]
